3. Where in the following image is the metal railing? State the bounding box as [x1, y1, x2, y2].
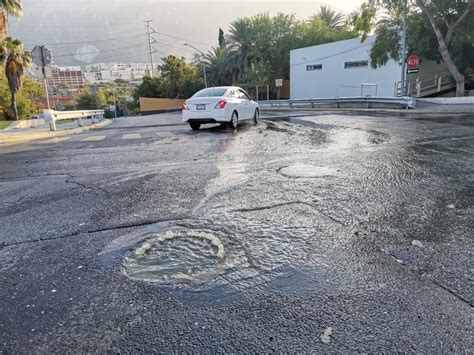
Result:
[43, 109, 105, 131]
[395, 72, 474, 98]
[258, 96, 416, 110]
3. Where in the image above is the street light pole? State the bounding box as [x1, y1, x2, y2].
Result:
[400, 0, 408, 96]
[201, 60, 208, 88]
[183, 43, 208, 88]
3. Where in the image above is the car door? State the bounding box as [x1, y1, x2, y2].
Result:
[227, 89, 241, 117]
[238, 89, 252, 119]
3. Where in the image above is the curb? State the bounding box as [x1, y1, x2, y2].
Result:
[0, 119, 112, 143]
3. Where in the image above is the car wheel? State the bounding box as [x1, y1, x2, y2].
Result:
[229, 111, 239, 129]
[189, 122, 201, 131]
[253, 109, 259, 124]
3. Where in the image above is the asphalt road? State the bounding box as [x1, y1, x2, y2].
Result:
[0, 112, 473, 353]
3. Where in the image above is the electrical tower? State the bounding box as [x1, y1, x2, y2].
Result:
[145, 20, 157, 77]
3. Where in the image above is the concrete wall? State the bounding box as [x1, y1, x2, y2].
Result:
[418, 97, 474, 105]
[8, 119, 46, 129]
[290, 36, 401, 99]
[139, 98, 185, 114]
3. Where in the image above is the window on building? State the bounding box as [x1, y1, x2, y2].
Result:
[344, 60, 369, 69]
[306, 64, 322, 71]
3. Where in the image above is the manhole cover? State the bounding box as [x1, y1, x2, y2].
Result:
[123, 229, 225, 283]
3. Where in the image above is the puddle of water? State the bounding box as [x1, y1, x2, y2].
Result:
[123, 229, 225, 283]
[278, 163, 337, 178]
[100, 217, 334, 304]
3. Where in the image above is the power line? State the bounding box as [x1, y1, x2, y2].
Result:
[21, 21, 146, 29]
[154, 30, 213, 47]
[53, 43, 148, 58]
[17, 28, 147, 43]
[87, 51, 159, 65]
[27, 33, 147, 47]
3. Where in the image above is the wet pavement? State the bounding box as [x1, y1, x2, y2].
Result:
[0, 112, 473, 352]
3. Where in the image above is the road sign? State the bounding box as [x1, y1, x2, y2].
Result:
[32, 46, 53, 67]
[406, 54, 419, 74]
[275, 79, 283, 87]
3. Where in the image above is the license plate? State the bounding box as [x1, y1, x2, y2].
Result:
[196, 104, 206, 110]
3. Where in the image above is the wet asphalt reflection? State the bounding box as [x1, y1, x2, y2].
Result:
[108, 115, 473, 306]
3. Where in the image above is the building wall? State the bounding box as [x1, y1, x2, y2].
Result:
[46, 67, 84, 89]
[139, 97, 185, 114]
[290, 36, 401, 99]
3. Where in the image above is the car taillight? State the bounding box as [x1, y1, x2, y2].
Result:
[214, 100, 227, 109]
[182, 102, 189, 110]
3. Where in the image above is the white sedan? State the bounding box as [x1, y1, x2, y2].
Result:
[182, 86, 259, 130]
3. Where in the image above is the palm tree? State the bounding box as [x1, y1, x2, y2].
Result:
[0, 37, 31, 120]
[0, 0, 23, 39]
[200, 46, 233, 86]
[227, 18, 254, 81]
[313, 5, 346, 29]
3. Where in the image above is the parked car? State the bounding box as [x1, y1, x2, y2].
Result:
[182, 86, 259, 130]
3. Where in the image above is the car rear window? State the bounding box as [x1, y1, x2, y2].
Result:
[192, 88, 227, 98]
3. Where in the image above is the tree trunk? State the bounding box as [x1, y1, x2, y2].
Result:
[416, 0, 466, 97]
[12, 92, 18, 121]
[435, 30, 465, 97]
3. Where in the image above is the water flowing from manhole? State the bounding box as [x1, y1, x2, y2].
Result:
[123, 229, 225, 284]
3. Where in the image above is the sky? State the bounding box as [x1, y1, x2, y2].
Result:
[9, 0, 365, 66]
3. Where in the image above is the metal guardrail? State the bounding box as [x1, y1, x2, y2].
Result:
[43, 109, 105, 131]
[395, 72, 474, 98]
[258, 96, 416, 110]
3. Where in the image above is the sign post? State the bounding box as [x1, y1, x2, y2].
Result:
[32, 46, 53, 109]
[275, 79, 283, 100]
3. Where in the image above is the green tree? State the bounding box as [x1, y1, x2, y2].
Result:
[0, 37, 31, 120]
[218, 28, 226, 49]
[0, 0, 23, 40]
[227, 18, 254, 79]
[352, 0, 474, 97]
[179, 73, 204, 98]
[202, 46, 233, 86]
[75, 86, 107, 110]
[0, 72, 44, 120]
[159, 55, 202, 98]
[312, 5, 346, 29]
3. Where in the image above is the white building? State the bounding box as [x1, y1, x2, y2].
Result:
[290, 36, 402, 99]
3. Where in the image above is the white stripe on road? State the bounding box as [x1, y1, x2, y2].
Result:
[38, 137, 71, 144]
[81, 135, 106, 142]
[122, 133, 142, 140]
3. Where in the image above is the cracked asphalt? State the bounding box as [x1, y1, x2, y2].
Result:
[0, 112, 473, 353]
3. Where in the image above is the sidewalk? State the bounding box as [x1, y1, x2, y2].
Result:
[0, 119, 111, 144]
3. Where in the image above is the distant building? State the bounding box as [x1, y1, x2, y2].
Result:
[83, 63, 157, 84]
[46, 66, 85, 90]
[290, 36, 448, 99]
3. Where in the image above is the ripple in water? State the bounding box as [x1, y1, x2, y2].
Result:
[278, 163, 337, 178]
[123, 229, 225, 284]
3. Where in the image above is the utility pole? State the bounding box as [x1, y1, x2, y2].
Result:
[145, 20, 155, 77]
[400, 0, 408, 96]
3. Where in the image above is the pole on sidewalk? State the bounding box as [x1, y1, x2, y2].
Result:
[40, 46, 51, 109]
[400, 0, 408, 97]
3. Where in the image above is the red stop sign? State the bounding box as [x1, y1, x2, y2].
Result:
[407, 55, 420, 70]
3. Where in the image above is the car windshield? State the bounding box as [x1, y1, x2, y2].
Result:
[192, 88, 227, 98]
